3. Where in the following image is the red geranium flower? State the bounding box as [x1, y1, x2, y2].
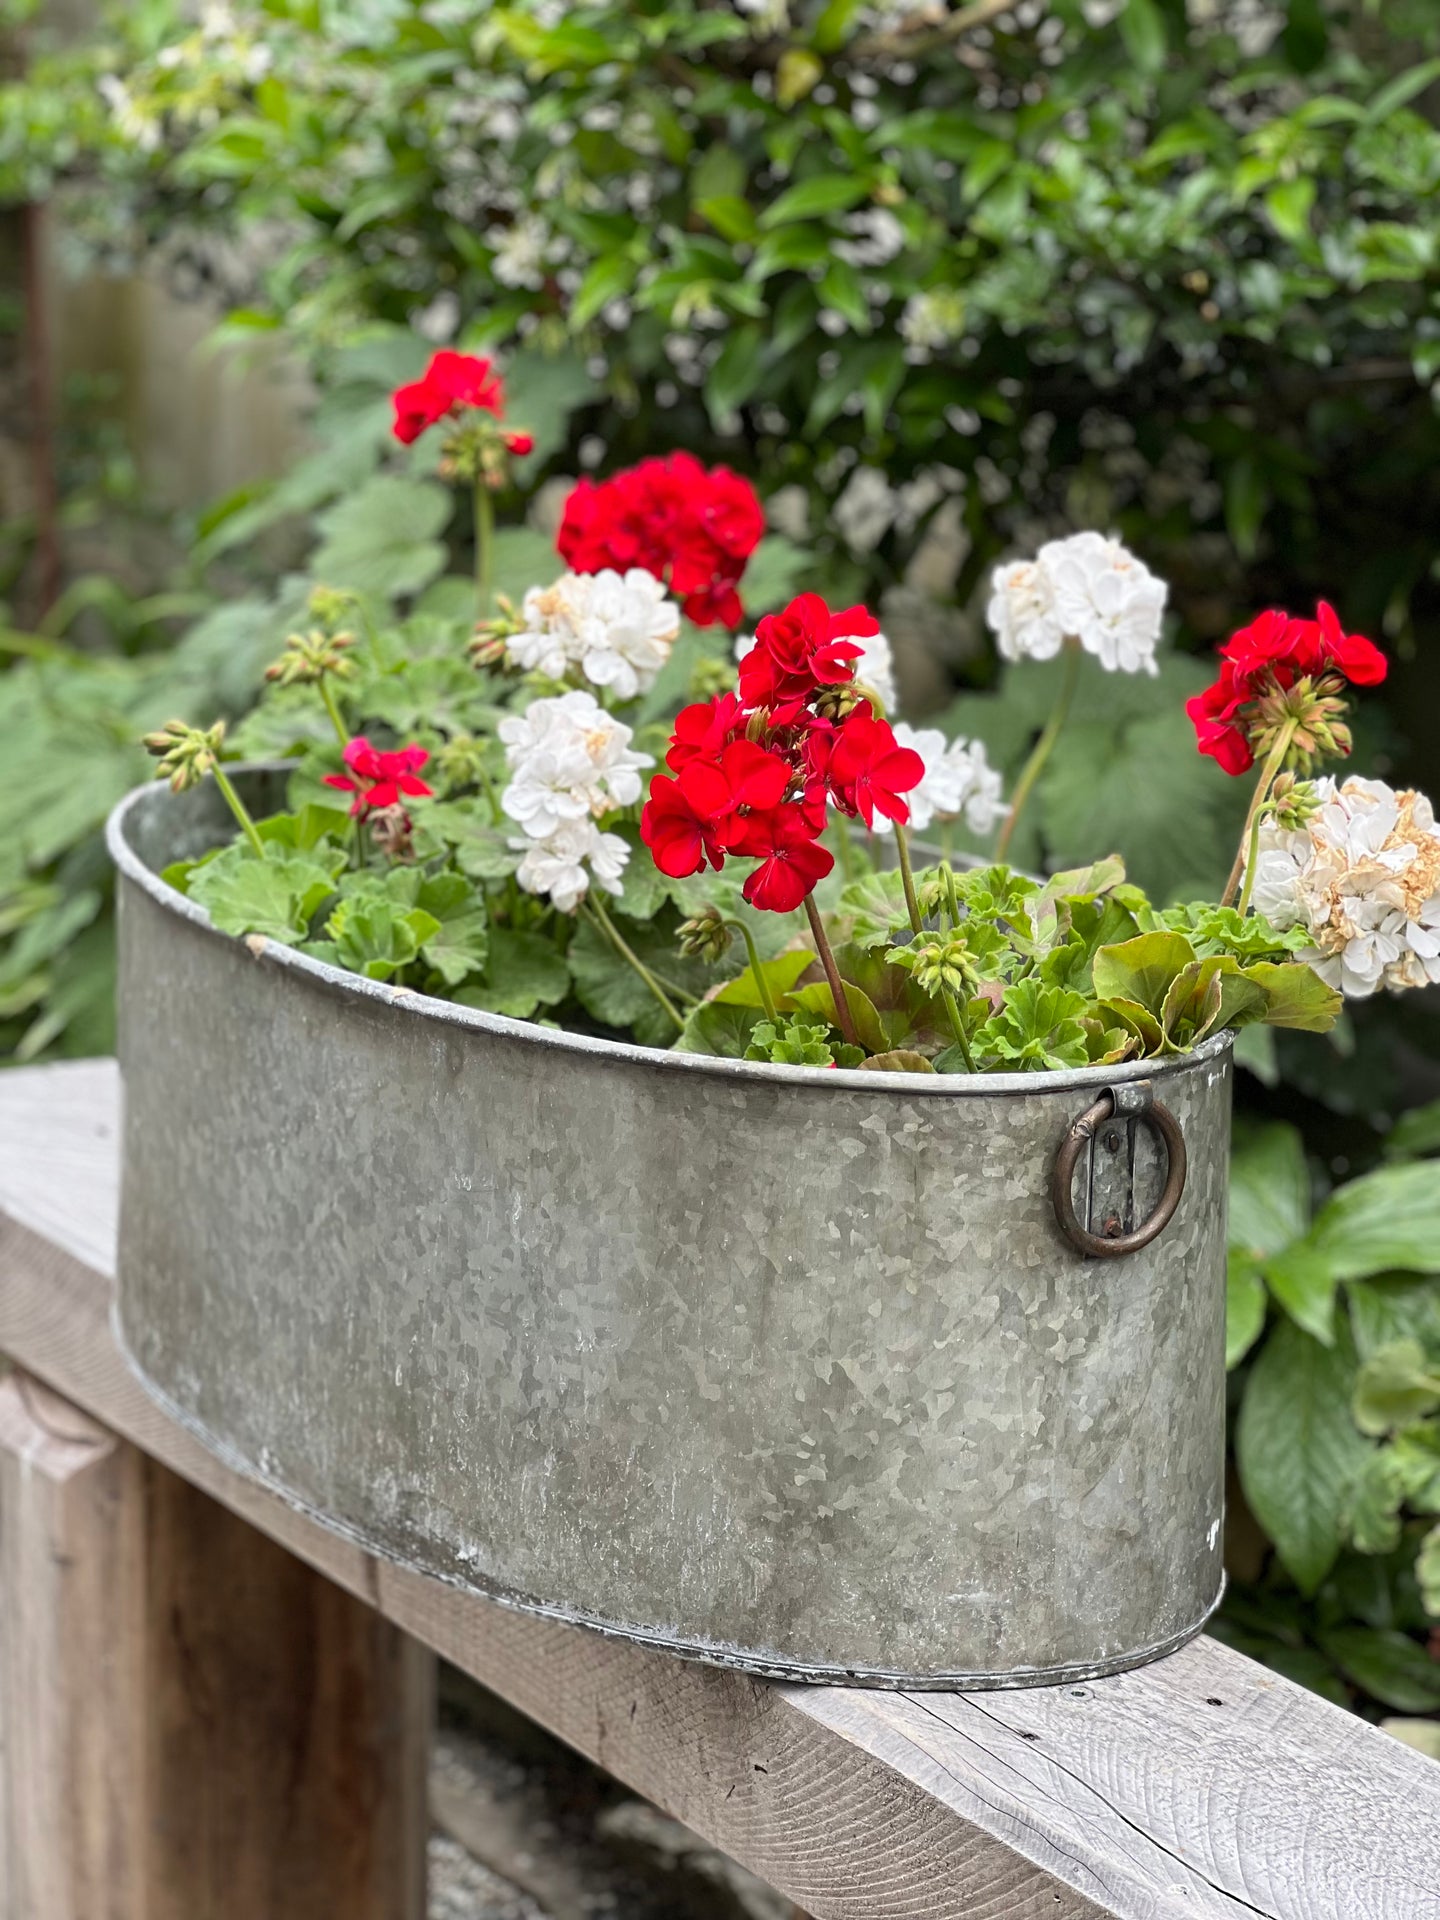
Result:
[324, 737, 434, 815]
[556, 455, 764, 629]
[392, 350, 506, 446]
[732, 808, 835, 914]
[824, 710, 926, 828]
[1188, 601, 1386, 774]
[738, 594, 875, 706]
[640, 742, 792, 878]
[665, 693, 747, 772]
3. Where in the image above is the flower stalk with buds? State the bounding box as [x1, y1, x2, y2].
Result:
[143, 719, 265, 856]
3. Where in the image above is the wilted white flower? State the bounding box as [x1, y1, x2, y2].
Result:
[986, 559, 1066, 663]
[892, 725, 1006, 836]
[512, 817, 629, 915]
[1248, 776, 1440, 998]
[1038, 532, 1167, 676]
[499, 690, 652, 840]
[510, 570, 680, 700]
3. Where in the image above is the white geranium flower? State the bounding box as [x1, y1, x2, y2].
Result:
[499, 690, 652, 839]
[834, 209, 905, 269]
[511, 570, 680, 700]
[512, 817, 629, 914]
[893, 725, 1006, 836]
[1037, 532, 1167, 675]
[98, 75, 162, 151]
[488, 215, 550, 291]
[985, 559, 1065, 663]
[1248, 776, 1440, 998]
[899, 288, 966, 352]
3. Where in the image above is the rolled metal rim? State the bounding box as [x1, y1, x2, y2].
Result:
[106, 773, 1236, 1102]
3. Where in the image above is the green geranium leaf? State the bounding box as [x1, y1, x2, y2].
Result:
[413, 798, 522, 881]
[189, 841, 344, 944]
[311, 475, 451, 602]
[857, 1049, 937, 1074]
[788, 977, 889, 1055]
[1384, 1098, 1440, 1163]
[254, 804, 352, 853]
[413, 871, 489, 987]
[568, 910, 717, 1047]
[974, 978, 1090, 1071]
[673, 999, 762, 1058]
[837, 868, 913, 948]
[1352, 1340, 1440, 1437]
[1236, 1319, 1372, 1595]
[324, 894, 440, 981]
[1240, 960, 1342, 1032]
[744, 1015, 839, 1067]
[1091, 930, 1197, 1018]
[459, 928, 570, 1019]
[713, 949, 815, 1008]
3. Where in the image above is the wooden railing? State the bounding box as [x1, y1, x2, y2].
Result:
[1, 1060, 1437, 1918]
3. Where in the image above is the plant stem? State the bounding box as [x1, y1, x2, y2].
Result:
[318, 676, 350, 750]
[996, 635, 1082, 862]
[803, 893, 860, 1049]
[1222, 721, 1296, 911]
[725, 917, 778, 1025]
[475, 754, 505, 826]
[940, 987, 975, 1071]
[474, 482, 494, 616]
[585, 895, 685, 1034]
[893, 821, 924, 935]
[211, 764, 266, 859]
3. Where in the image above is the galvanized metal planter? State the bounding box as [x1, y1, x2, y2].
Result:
[108, 770, 1232, 1689]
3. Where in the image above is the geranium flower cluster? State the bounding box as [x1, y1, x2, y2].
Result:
[737, 624, 898, 713]
[557, 453, 765, 628]
[499, 691, 651, 913]
[1250, 776, 1440, 996]
[391, 350, 534, 457]
[506, 569, 680, 701]
[639, 593, 924, 914]
[1186, 602, 1387, 776]
[987, 531, 1167, 675]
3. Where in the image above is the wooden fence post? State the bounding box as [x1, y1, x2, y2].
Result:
[0, 1370, 432, 1920]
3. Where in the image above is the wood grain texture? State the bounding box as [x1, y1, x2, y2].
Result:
[0, 1372, 144, 1920]
[0, 1367, 431, 1920]
[2, 1060, 1439, 1919]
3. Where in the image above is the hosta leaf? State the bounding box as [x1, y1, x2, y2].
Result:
[1283, 1161, 1440, 1288]
[1236, 1319, 1372, 1595]
[1229, 1120, 1311, 1257]
[1352, 1341, 1440, 1436]
[1318, 1627, 1440, 1714]
[1227, 1254, 1268, 1368]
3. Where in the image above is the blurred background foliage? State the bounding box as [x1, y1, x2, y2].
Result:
[1, 0, 1439, 1733]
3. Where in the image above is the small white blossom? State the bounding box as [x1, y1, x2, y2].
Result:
[98, 75, 162, 151]
[892, 725, 1006, 836]
[833, 467, 899, 555]
[510, 570, 679, 702]
[499, 690, 652, 840]
[1038, 531, 1167, 676]
[986, 559, 1066, 663]
[512, 817, 629, 915]
[1248, 776, 1440, 998]
[488, 215, 550, 291]
[834, 209, 905, 269]
[899, 289, 966, 352]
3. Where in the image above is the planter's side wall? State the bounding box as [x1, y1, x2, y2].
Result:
[115, 785, 1230, 1686]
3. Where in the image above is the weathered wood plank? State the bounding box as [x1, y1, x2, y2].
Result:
[0, 1372, 144, 1920]
[2, 1059, 1438, 1920]
[0, 1365, 431, 1920]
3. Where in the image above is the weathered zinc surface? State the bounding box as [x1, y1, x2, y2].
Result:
[109, 776, 1232, 1688]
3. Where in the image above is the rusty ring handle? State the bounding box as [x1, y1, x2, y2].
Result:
[1051, 1089, 1188, 1258]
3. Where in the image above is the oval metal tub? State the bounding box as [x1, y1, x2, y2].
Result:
[108, 771, 1231, 1688]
